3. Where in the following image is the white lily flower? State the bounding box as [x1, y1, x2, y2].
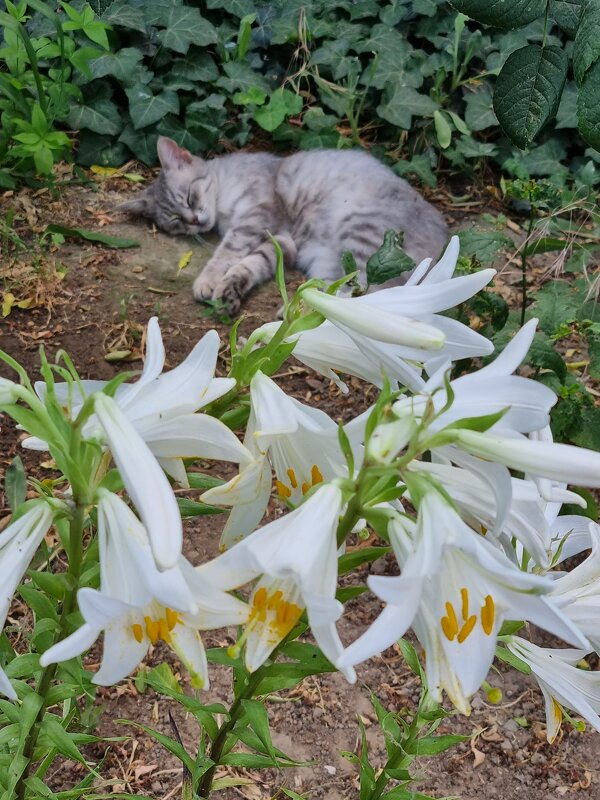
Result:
[198, 483, 355, 681]
[94, 393, 183, 569]
[40, 492, 249, 687]
[202, 372, 367, 547]
[339, 490, 588, 713]
[507, 637, 600, 742]
[0, 502, 56, 699]
[23, 317, 246, 485]
[264, 238, 493, 391]
[550, 522, 600, 652]
[393, 318, 556, 435]
[454, 428, 600, 488]
[409, 462, 583, 568]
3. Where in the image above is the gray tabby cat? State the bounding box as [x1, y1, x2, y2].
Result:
[119, 136, 448, 313]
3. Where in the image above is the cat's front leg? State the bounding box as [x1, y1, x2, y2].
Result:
[192, 227, 264, 302]
[210, 234, 296, 315]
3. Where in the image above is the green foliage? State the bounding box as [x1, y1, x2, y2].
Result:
[450, 0, 600, 154]
[0, 0, 109, 180]
[0, 0, 587, 185]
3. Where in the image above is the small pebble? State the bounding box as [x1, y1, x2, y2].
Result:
[530, 752, 546, 765]
[324, 765, 336, 775]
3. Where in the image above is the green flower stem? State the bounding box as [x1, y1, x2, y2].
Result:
[369, 692, 434, 800]
[521, 204, 536, 327]
[15, 500, 87, 800]
[197, 669, 265, 798]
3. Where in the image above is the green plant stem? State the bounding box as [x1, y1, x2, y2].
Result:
[15, 501, 86, 800]
[197, 670, 264, 798]
[521, 210, 536, 326]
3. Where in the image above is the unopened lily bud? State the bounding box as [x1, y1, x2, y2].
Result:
[367, 417, 417, 464]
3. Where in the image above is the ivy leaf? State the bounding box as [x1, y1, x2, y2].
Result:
[90, 47, 144, 85]
[76, 130, 129, 166]
[377, 85, 438, 129]
[366, 230, 416, 285]
[393, 155, 437, 188]
[448, 0, 546, 30]
[493, 44, 568, 149]
[464, 84, 498, 132]
[100, 0, 148, 33]
[550, 0, 584, 37]
[253, 88, 302, 132]
[577, 57, 600, 149]
[156, 6, 218, 54]
[125, 84, 179, 130]
[573, 1, 600, 85]
[67, 98, 122, 135]
[457, 227, 513, 265]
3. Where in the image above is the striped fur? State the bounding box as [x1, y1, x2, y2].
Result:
[119, 137, 448, 313]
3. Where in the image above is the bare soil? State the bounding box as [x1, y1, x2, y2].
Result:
[1, 171, 599, 799]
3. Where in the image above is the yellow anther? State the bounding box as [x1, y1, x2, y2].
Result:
[287, 468, 298, 489]
[301, 482, 310, 495]
[480, 594, 495, 635]
[460, 587, 469, 621]
[145, 616, 159, 644]
[311, 464, 324, 485]
[268, 590, 283, 610]
[276, 480, 292, 498]
[457, 615, 477, 643]
[166, 608, 179, 630]
[132, 623, 144, 643]
[441, 602, 459, 641]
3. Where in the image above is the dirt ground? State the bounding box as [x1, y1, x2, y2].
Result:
[1, 169, 599, 800]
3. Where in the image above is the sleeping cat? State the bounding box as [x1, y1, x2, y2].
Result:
[119, 136, 448, 313]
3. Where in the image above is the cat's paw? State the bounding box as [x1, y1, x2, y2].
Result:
[192, 273, 217, 302]
[211, 276, 246, 316]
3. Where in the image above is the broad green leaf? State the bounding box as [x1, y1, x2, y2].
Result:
[5, 455, 26, 511]
[493, 44, 568, 149]
[577, 58, 600, 149]
[44, 225, 139, 248]
[550, 0, 584, 37]
[366, 230, 416, 285]
[156, 7, 218, 54]
[125, 84, 179, 130]
[76, 130, 129, 167]
[90, 47, 144, 84]
[67, 98, 121, 135]
[573, 1, 600, 85]
[253, 89, 302, 132]
[464, 84, 498, 131]
[457, 227, 513, 264]
[101, 0, 148, 32]
[377, 85, 438, 129]
[449, 0, 546, 30]
[393, 155, 437, 188]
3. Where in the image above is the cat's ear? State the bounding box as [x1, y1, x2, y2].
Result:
[117, 189, 153, 217]
[157, 136, 193, 170]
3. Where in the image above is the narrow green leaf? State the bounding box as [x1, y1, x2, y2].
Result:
[433, 109, 452, 148]
[43, 224, 139, 248]
[177, 498, 225, 517]
[5, 455, 26, 512]
[241, 699, 277, 760]
[493, 45, 568, 149]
